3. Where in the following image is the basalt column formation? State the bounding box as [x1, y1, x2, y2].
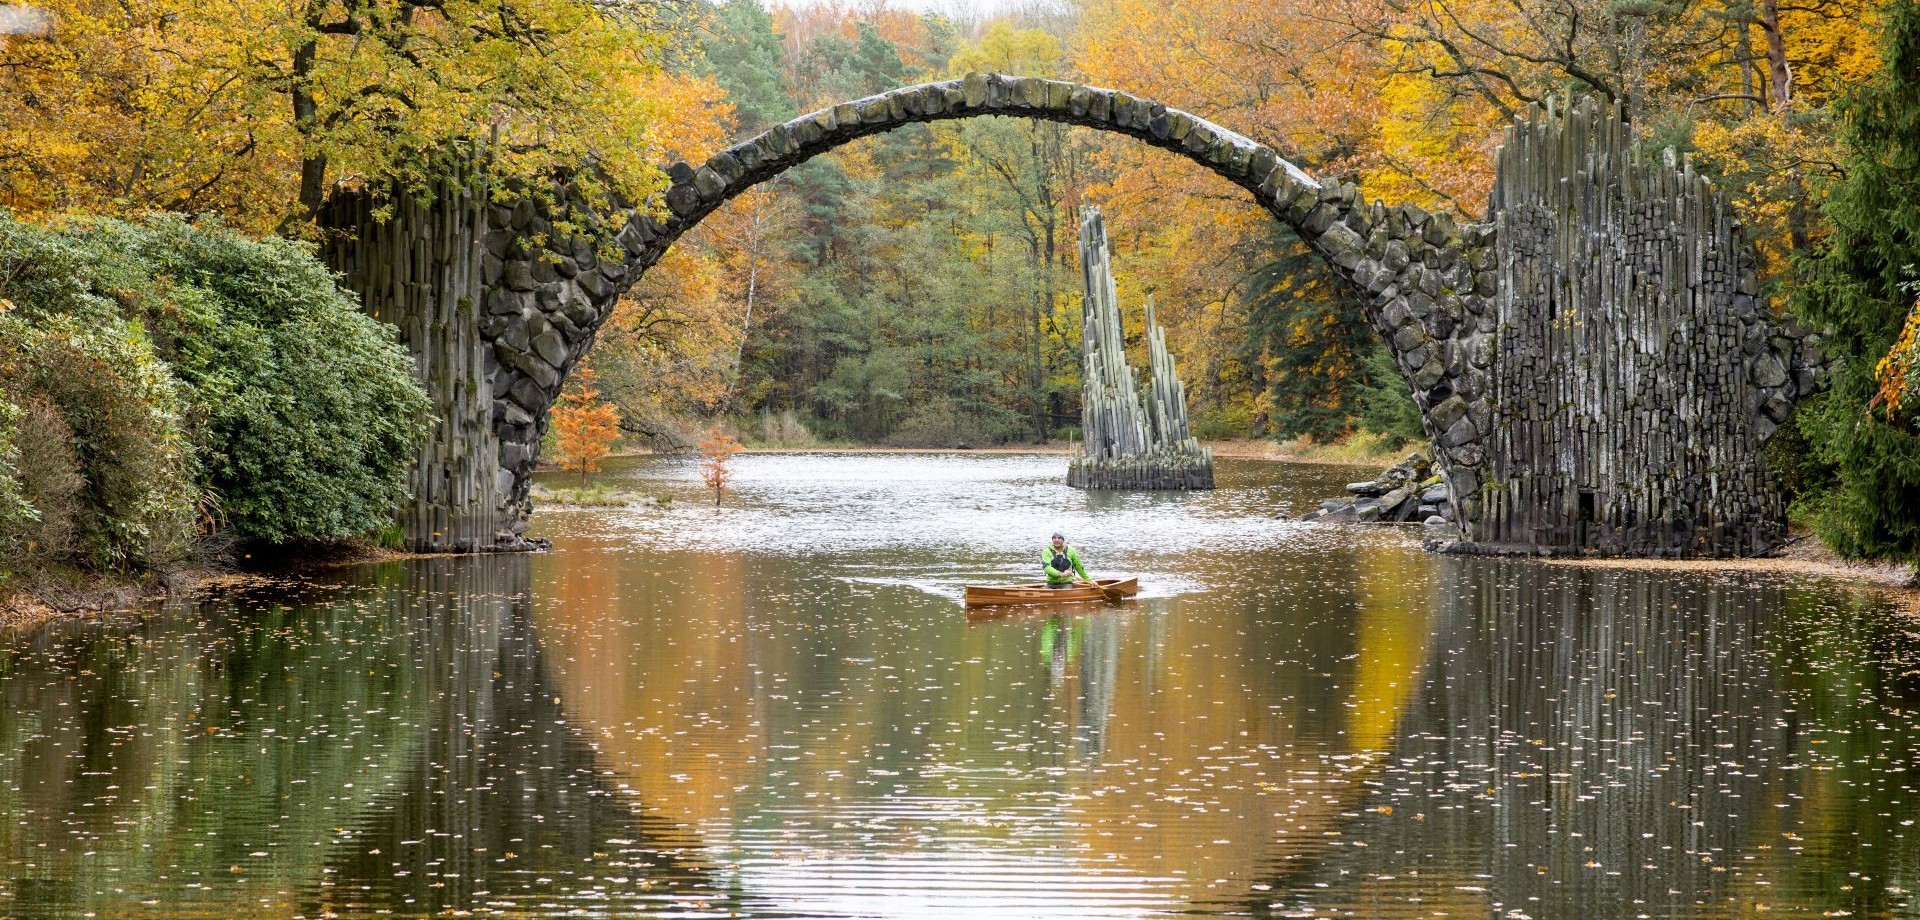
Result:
[1068, 206, 1215, 490]
[1465, 98, 1821, 556]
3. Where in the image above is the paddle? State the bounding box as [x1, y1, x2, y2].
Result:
[1082, 579, 1125, 603]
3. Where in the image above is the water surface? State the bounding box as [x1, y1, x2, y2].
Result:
[2, 453, 1917, 918]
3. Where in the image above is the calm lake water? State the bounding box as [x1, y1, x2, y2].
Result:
[3, 453, 1919, 919]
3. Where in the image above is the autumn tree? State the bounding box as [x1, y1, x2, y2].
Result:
[698, 429, 740, 506]
[1874, 300, 1920, 424]
[941, 23, 1090, 439]
[551, 367, 621, 485]
[0, 0, 728, 230]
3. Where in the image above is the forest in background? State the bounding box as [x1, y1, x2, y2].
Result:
[599, 0, 1875, 453]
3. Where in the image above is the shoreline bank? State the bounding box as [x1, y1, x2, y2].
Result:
[0, 545, 440, 635]
[0, 568, 287, 634]
[1541, 536, 1918, 592]
[594, 438, 1414, 466]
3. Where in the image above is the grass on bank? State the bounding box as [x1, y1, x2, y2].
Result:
[1261, 431, 1424, 465]
[530, 483, 672, 508]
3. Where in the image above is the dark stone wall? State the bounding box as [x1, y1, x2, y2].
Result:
[1463, 100, 1820, 556]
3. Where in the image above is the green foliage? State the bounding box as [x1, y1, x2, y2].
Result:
[1190, 405, 1254, 441]
[108, 218, 431, 545]
[886, 397, 1024, 449]
[1237, 232, 1380, 442]
[0, 394, 27, 569]
[701, 0, 797, 135]
[1355, 344, 1426, 443]
[0, 213, 429, 560]
[0, 309, 198, 573]
[1790, 0, 1920, 565]
[795, 21, 907, 102]
[696, 14, 1071, 445]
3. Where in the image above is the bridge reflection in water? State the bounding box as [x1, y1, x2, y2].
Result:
[0, 556, 737, 919]
[2, 517, 1917, 918]
[1259, 558, 1920, 919]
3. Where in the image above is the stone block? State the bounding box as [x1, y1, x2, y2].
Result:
[1302, 202, 1340, 235]
[532, 329, 568, 367]
[1430, 394, 1469, 432]
[665, 184, 701, 218]
[1392, 324, 1425, 353]
[1382, 299, 1413, 329]
[963, 72, 988, 107]
[1383, 240, 1411, 272]
[509, 376, 544, 412]
[1750, 353, 1788, 388]
[1316, 223, 1365, 269]
[502, 260, 536, 292]
[510, 350, 560, 390]
[1046, 80, 1072, 110]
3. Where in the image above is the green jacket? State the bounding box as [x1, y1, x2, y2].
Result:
[1042, 544, 1089, 583]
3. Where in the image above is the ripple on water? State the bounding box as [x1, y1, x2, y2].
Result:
[586, 453, 1335, 557]
[4, 454, 1918, 920]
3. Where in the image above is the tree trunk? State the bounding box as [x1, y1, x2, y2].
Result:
[290, 36, 328, 219]
[1760, 0, 1793, 110]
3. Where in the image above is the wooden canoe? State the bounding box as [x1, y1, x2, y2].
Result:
[963, 576, 1139, 607]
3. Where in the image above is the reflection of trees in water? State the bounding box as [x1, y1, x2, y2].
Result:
[0, 557, 734, 919]
[1038, 612, 1125, 763]
[1257, 558, 1920, 919]
[313, 556, 738, 917]
[0, 585, 428, 917]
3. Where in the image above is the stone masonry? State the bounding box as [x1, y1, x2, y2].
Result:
[323, 74, 1815, 558]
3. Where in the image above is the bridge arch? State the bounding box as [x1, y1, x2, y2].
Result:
[319, 72, 1474, 550]
[631, 73, 1335, 272]
[323, 76, 1810, 559]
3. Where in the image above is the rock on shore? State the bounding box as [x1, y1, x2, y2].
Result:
[1301, 452, 1455, 526]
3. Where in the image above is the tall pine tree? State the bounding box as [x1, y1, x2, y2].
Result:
[702, 0, 796, 136]
[1792, 0, 1920, 566]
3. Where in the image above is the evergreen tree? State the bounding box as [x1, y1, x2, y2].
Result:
[701, 0, 796, 136]
[852, 22, 907, 90]
[1236, 230, 1381, 442]
[1792, 0, 1920, 565]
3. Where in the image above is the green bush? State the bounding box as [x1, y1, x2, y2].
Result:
[0, 213, 429, 554]
[884, 398, 1021, 448]
[0, 392, 31, 579]
[96, 219, 430, 544]
[1191, 406, 1253, 441]
[0, 310, 198, 572]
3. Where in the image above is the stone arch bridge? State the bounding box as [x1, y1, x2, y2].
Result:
[321, 73, 1820, 558]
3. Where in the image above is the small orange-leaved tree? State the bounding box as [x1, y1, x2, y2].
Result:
[698, 428, 740, 507]
[551, 366, 621, 484]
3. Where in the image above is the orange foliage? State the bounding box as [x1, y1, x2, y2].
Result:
[698, 429, 741, 506]
[1875, 300, 1920, 422]
[551, 366, 621, 483]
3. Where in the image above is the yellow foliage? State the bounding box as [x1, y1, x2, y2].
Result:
[949, 22, 1064, 77]
[1875, 300, 1920, 421]
[0, 0, 730, 229]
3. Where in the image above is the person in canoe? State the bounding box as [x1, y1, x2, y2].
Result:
[1043, 532, 1092, 589]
